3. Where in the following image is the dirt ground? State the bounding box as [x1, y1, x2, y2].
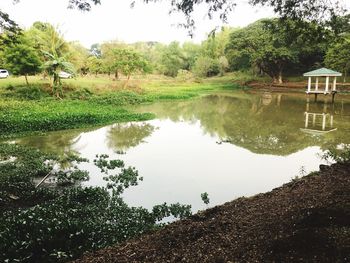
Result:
[73, 162, 350, 263]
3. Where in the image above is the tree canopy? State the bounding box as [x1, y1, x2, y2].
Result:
[1, 0, 348, 35]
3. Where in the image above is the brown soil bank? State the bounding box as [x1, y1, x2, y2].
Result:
[74, 162, 350, 263]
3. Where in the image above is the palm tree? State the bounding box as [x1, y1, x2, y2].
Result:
[38, 25, 74, 98]
[42, 51, 74, 98]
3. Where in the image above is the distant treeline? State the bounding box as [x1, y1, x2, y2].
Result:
[0, 16, 349, 84]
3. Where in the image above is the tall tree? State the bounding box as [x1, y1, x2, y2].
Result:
[101, 41, 127, 77]
[36, 26, 75, 97]
[325, 35, 350, 82]
[1, 34, 42, 85]
[160, 42, 185, 77]
[225, 18, 330, 83]
[67, 41, 90, 75]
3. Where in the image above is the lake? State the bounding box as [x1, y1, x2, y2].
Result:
[15, 90, 350, 212]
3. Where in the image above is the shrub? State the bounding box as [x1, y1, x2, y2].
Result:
[193, 57, 220, 77]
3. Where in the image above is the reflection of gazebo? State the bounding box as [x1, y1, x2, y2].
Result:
[304, 68, 342, 101]
[300, 112, 337, 135]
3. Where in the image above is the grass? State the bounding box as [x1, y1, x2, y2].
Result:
[0, 73, 245, 138]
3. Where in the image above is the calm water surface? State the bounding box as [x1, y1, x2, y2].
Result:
[16, 91, 350, 211]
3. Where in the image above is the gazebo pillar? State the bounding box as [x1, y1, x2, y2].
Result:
[305, 112, 309, 128]
[322, 114, 326, 130]
[315, 77, 319, 91]
[330, 115, 334, 128]
[332, 77, 337, 91]
[325, 77, 329, 93]
[307, 77, 312, 92]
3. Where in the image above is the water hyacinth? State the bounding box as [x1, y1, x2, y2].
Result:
[0, 144, 192, 262]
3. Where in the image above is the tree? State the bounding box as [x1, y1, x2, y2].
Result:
[1, 34, 42, 85]
[39, 28, 75, 98]
[226, 19, 296, 83]
[2, 1, 347, 35]
[193, 56, 220, 77]
[325, 36, 350, 82]
[111, 48, 149, 87]
[100, 41, 127, 77]
[218, 56, 229, 76]
[0, 10, 20, 37]
[86, 56, 103, 76]
[160, 42, 185, 77]
[135, 0, 347, 35]
[42, 51, 74, 98]
[27, 22, 70, 58]
[182, 42, 201, 70]
[67, 41, 90, 75]
[225, 18, 331, 83]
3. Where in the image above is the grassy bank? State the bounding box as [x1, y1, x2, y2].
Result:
[0, 74, 244, 138]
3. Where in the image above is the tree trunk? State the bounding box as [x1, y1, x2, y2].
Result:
[278, 70, 283, 84]
[115, 70, 119, 80]
[24, 74, 29, 86]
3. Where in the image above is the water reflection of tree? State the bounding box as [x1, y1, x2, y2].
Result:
[138, 93, 350, 155]
[106, 122, 155, 151]
[17, 131, 83, 158]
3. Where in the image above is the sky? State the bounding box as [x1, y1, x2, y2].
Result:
[0, 0, 275, 47]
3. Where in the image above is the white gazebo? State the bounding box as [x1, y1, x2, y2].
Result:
[303, 67, 342, 95]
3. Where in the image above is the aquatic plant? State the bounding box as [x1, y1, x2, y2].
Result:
[322, 145, 350, 163]
[201, 192, 210, 205]
[0, 144, 192, 262]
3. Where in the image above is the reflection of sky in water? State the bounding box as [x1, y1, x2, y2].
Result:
[67, 119, 324, 212]
[15, 92, 350, 212]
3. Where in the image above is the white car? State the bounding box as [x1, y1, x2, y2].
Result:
[58, 71, 73, 79]
[0, 69, 9, 78]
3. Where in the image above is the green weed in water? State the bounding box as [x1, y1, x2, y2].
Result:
[0, 144, 192, 262]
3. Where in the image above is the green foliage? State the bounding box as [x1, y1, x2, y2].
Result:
[0, 144, 57, 208]
[94, 154, 125, 173]
[55, 170, 90, 186]
[0, 144, 192, 262]
[201, 192, 210, 205]
[2, 85, 50, 100]
[225, 18, 330, 83]
[193, 56, 220, 77]
[152, 202, 192, 221]
[88, 91, 149, 106]
[0, 99, 154, 138]
[42, 50, 75, 98]
[322, 146, 350, 163]
[112, 48, 149, 81]
[1, 33, 42, 84]
[86, 56, 103, 75]
[325, 35, 350, 82]
[160, 42, 186, 77]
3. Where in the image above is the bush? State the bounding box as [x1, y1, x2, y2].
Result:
[193, 57, 220, 77]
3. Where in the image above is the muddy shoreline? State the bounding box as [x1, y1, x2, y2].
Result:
[74, 162, 350, 263]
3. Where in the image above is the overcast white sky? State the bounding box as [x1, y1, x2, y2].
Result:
[0, 0, 275, 47]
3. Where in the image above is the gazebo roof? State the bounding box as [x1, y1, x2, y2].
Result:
[303, 68, 342, 77]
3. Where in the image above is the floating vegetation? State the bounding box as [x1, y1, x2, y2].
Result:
[0, 144, 192, 262]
